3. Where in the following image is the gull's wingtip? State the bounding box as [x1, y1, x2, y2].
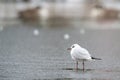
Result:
[91, 57, 102, 60]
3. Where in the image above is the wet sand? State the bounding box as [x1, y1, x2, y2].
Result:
[0, 25, 120, 80]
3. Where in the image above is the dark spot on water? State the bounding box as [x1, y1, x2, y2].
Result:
[0, 75, 8, 78]
[33, 78, 79, 80]
[62, 68, 74, 70]
[62, 68, 94, 72]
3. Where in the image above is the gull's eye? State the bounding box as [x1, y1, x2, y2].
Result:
[72, 46, 75, 48]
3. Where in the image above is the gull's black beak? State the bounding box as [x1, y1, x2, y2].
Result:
[67, 48, 71, 50]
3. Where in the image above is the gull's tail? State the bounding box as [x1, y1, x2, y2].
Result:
[91, 57, 101, 60]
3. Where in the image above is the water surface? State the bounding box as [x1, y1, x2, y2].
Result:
[0, 24, 120, 80]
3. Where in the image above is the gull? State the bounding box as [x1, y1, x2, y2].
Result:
[67, 44, 101, 71]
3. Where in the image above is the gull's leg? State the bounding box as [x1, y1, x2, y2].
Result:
[82, 60, 85, 71]
[76, 61, 78, 70]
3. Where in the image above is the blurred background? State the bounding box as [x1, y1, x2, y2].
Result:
[1, 0, 120, 28]
[1, 0, 120, 80]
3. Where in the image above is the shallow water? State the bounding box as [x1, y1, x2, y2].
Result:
[0, 24, 120, 80]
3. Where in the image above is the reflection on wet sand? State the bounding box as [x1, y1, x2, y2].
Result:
[62, 68, 94, 72]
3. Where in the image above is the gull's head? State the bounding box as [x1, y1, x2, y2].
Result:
[67, 44, 80, 51]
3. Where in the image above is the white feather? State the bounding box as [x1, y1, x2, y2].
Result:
[70, 44, 92, 61]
